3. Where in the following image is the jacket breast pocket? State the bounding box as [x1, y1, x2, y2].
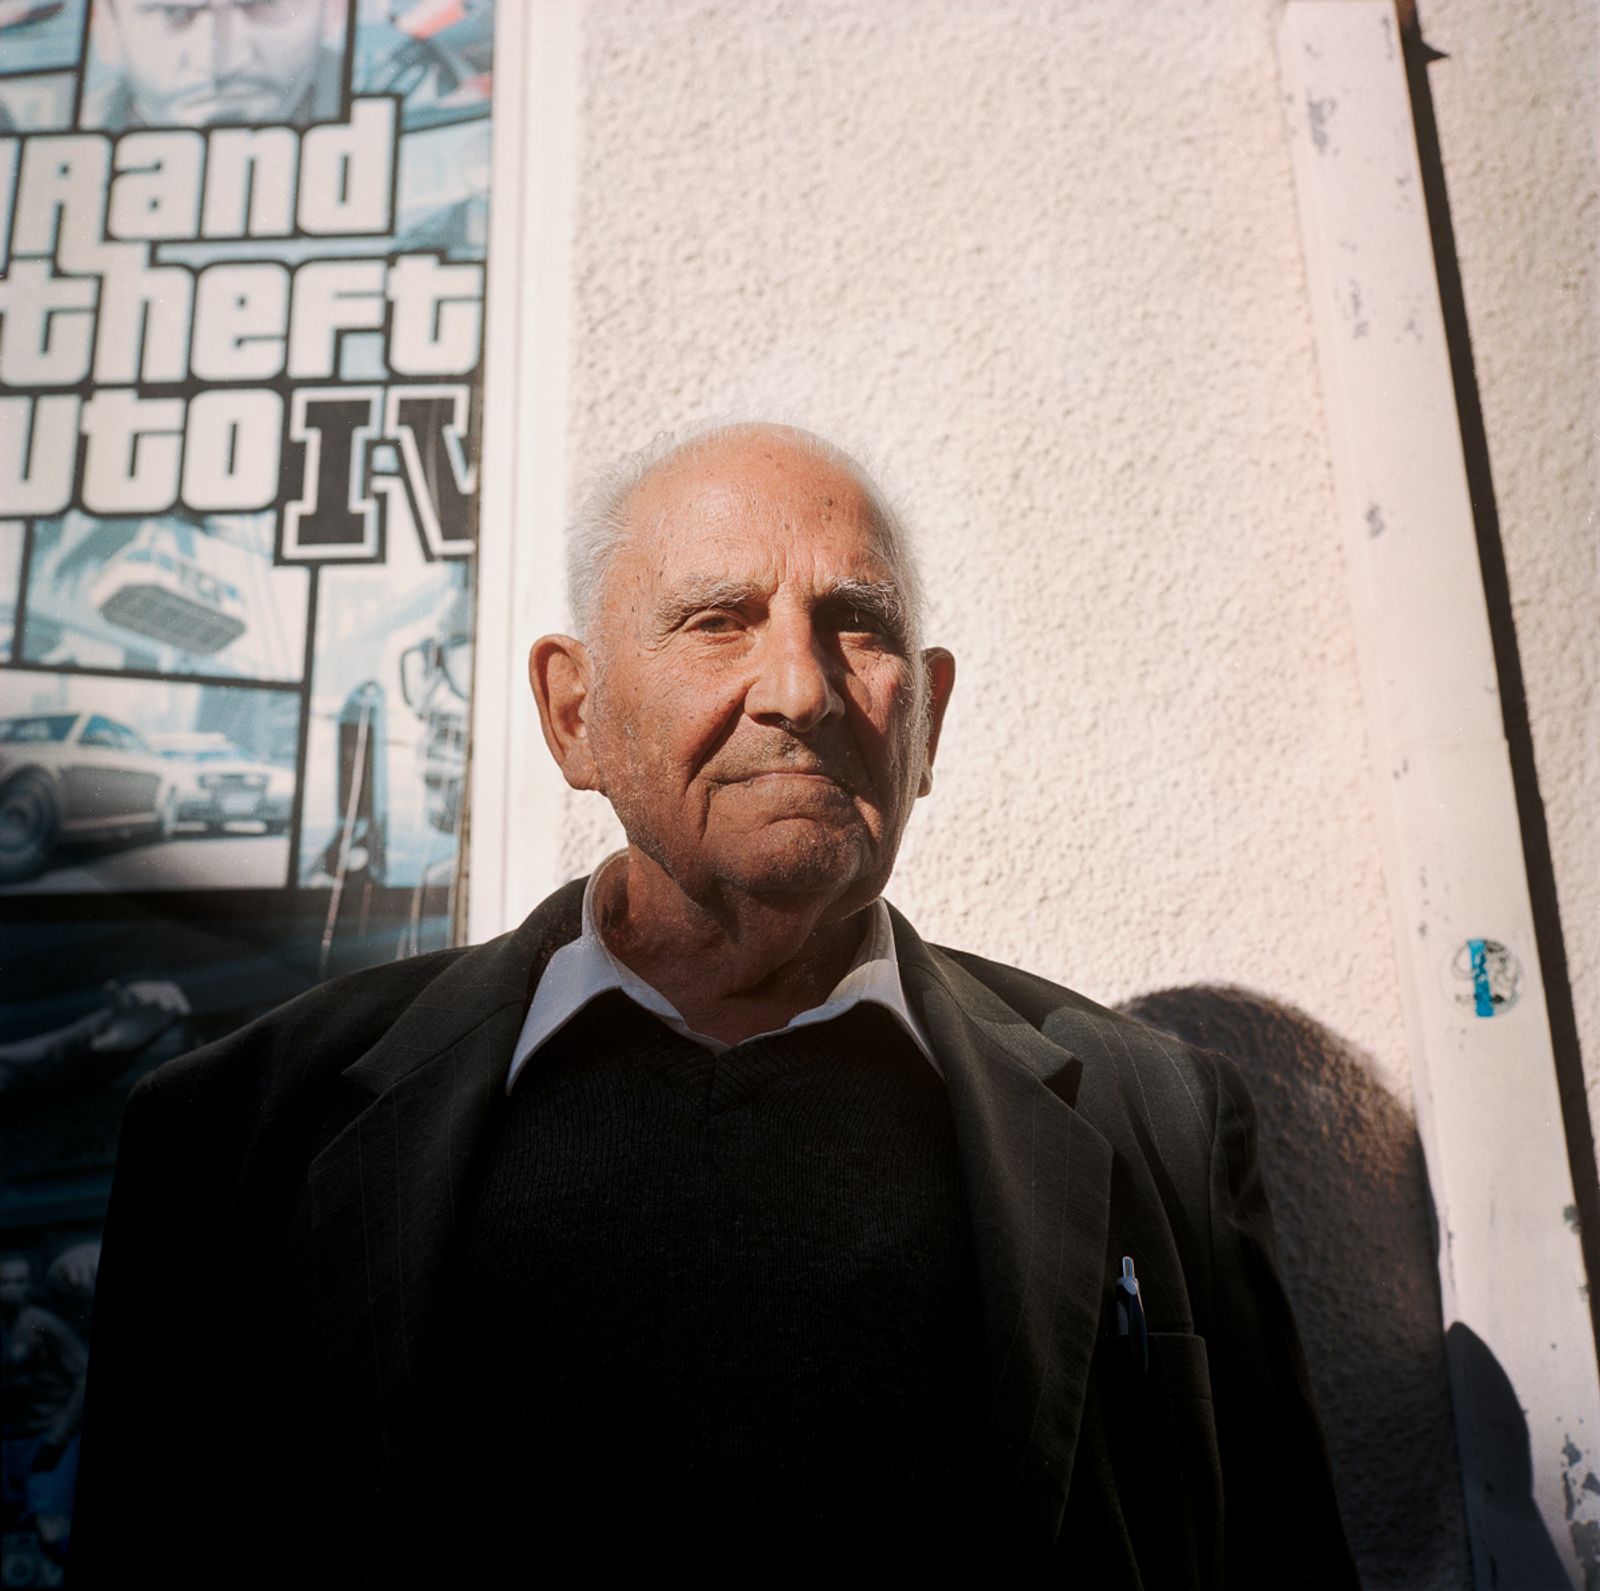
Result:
[1145, 1329, 1214, 1402]
[1092, 1330, 1226, 1588]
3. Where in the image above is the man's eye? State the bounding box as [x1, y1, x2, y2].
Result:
[836, 609, 897, 644]
[687, 611, 741, 635]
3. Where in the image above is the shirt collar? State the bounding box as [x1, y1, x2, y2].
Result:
[506, 854, 938, 1093]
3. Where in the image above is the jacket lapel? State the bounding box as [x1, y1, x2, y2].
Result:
[892, 908, 1114, 1571]
[287, 882, 584, 1577]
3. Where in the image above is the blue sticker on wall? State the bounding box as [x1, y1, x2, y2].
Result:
[1450, 938, 1522, 1018]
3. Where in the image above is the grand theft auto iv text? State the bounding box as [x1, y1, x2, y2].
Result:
[0, 98, 481, 565]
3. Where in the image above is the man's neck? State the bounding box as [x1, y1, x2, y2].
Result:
[594, 851, 870, 1045]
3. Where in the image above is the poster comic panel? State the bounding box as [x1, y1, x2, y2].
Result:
[21, 509, 309, 681]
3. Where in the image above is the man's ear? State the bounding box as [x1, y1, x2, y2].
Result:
[917, 647, 956, 797]
[529, 634, 601, 791]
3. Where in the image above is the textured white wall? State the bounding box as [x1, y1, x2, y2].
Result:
[549, 0, 1600, 1139]
[559, 0, 1408, 1084]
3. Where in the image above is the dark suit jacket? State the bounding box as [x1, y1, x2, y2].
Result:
[72, 881, 1355, 1588]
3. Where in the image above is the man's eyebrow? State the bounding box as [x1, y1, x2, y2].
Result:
[649, 576, 911, 646]
[653, 575, 907, 621]
[819, 578, 910, 638]
[650, 580, 766, 633]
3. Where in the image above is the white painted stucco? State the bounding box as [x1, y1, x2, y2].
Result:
[558, 0, 1410, 1080]
[533, 0, 1599, 1177]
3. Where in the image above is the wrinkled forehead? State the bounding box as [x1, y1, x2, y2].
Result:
[615, 448, 899, 594]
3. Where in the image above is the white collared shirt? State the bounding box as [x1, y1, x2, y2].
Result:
[506, 854, 937, 1093]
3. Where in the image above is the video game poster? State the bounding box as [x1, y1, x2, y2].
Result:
[0, 3, 498, 1576]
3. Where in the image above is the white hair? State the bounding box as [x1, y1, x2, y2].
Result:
[565, 421, 927, 654]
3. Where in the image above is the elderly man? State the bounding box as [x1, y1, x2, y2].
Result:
[74, 424, 1354, 1587]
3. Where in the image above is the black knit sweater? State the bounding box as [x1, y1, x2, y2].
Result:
[419, 993, 988, 1581]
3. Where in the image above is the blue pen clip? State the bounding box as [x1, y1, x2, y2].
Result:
[1114, 1255, 1148, 1376]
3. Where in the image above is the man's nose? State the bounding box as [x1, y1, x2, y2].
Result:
[172, 8, 219, 67]
[744, 622, 845, 733]
[210, 7, 249, 76]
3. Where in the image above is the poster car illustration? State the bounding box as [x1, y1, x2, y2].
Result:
[149, 733, 295, 834]
[0, 712, 175, 883]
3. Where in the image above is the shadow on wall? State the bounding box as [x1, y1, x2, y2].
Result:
[1444, 1321, 1580, 1590]
[1119, 984, 1492, 1590]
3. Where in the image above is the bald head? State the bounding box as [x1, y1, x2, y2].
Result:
[530, 422, 955, 929]
[566, 424, 924, 654]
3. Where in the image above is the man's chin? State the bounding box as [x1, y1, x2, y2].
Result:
[708, 821, 883, 902]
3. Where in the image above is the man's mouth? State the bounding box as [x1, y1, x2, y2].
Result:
[711, 735, 867, 798]
[173, 78, 280, 110]
[733, 768, 853, 793]
[716, 770, 862, 818]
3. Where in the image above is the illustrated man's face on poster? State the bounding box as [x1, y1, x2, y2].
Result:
[93, 0, 337, 128]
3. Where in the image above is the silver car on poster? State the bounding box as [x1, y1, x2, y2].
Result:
[148, 732, 294, 835]
[0, 711, 176, 883]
